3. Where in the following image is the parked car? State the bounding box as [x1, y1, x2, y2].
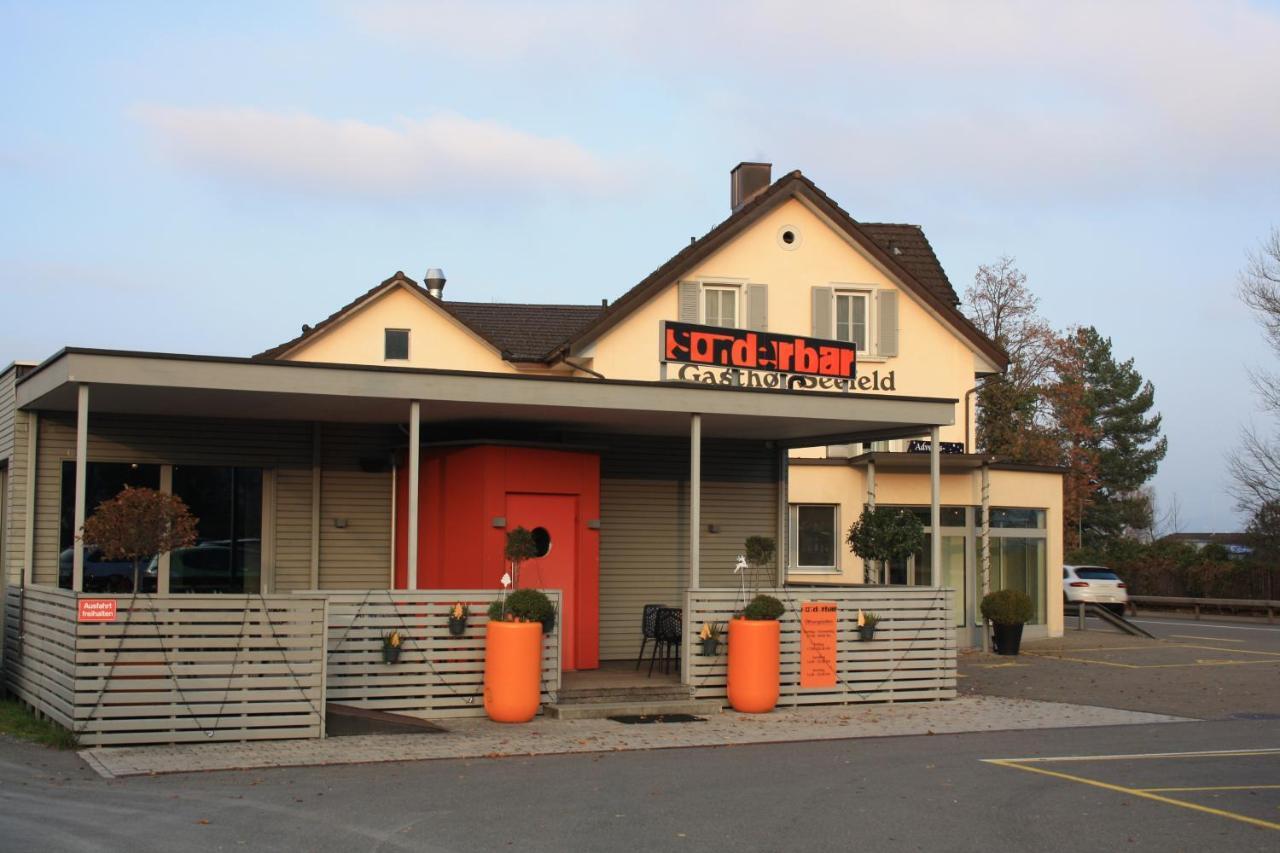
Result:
[58, 547, 156, 592]
[1063, 564, 1129, 616]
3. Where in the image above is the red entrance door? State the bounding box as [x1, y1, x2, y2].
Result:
[505, 493, 580, 671]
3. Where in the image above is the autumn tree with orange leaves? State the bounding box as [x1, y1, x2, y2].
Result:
[80, 486, 198, 593]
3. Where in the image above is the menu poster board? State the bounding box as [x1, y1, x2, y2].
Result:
[800, 601, 838, 688]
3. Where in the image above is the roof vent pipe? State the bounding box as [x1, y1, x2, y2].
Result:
[425, 268, 446, 299]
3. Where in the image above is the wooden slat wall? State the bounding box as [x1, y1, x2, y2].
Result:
[27, 414, 395, 592]
[318, 590, 561, 719]
[0, 366, 16, 462]
[318, 425, 393, 590]
[3, 408, 31, 588]
[72, 592, 326, 745]
[686, 586, 956, 706]
[598, 479, 778, 661]
[3, 586, 78, 729]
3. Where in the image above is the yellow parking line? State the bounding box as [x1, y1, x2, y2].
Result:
[990, 747, 1280, 763]
[1030, 654, 1278, 669]
[1171, 635, 1246, 643]
[1141, 785, 1280, 793]
[985, 759, 1280, 831]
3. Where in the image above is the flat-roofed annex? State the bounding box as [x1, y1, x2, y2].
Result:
[17, 348, 955, 446]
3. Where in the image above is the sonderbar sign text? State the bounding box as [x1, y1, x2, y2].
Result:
[662, 321, 857, 380]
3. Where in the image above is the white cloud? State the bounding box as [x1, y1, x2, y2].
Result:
[349, 0, 1280, 195]
[133, 107, 625, 199]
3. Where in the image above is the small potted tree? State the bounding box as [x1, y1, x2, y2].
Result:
[80, 486, 198, 594]
[727, 536, 783, 714]
[845, 506, 924, 585]
[483, 528, 557, 723]
[981, 589, 1034, 656]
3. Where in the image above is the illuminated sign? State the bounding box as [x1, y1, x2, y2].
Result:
[662, 321, 857, 380]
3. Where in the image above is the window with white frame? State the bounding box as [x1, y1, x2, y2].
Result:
[834, 290, 870, 350]
[789, 504, 839, 571]
[702, 285, 739, 328]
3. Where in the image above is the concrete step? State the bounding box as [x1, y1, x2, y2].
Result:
[556, 687, 693, 704]
[544, 698, 723, 720]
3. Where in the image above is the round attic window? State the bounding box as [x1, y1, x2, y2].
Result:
[777, 225, 802, 250]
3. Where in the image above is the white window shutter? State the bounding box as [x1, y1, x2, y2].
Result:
[877, 290, 899, 357]
[746, 283, 768, 331]
[811, 286, 833, 338]
[678, 281, 699, 323]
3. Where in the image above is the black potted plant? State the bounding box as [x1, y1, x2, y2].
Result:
[448, 602, 469, 636]
[981, 589, 1033, 656]
[382, 629, 405, 664]
[697, 621, 722, 656]
[856, 610, 880, 641]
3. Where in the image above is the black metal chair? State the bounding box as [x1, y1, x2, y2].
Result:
[649, 606, 683, 676]
[635, 603, 665, 670]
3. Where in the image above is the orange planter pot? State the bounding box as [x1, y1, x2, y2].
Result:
[484, 621, 544, 723]
[727, 618, 780, 713]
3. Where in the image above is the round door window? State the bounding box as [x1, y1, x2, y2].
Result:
[530, 526, 552, 558]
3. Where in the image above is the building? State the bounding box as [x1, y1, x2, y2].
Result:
[0, 164, 1064, 743]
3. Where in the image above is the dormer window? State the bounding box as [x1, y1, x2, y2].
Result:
[384, 329, 409, 360]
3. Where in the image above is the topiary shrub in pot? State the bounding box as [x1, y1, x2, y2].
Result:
[728, 591, 784, 714]
[484, 587, 555, 724]
[981, 589, 1034, 656]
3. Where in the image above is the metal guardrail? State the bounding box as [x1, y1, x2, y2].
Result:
[1128, 595, 1278, 623]
[1071, 602, 1155, 638]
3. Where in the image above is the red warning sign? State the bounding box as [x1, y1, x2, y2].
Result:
[77, 599, 117, 623]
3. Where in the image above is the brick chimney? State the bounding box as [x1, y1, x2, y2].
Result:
[730, 162, 772, 211]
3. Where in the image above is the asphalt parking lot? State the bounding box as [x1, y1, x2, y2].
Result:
[960, 615, 1280, 719]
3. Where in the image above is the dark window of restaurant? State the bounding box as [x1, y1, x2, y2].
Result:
[171, 466, 263, 594]
[385, 328, 409, 360]
[59, 462, 161, 591]
[792, 505, 837, 569]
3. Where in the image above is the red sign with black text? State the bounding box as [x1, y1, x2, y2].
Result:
[662, 321, 857, 380]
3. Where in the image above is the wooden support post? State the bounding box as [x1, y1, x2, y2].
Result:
[929, 426, 941, 590]
[407, 401, 420, 591]
[72, 384, 89, 592]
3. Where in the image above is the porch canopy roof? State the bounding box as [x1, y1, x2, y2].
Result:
[17, 348, 956, 446]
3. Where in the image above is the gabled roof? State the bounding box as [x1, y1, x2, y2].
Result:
[256, 170, 1006, 370]
[555, 170, 1006, 370]
[254, 272, 602, 362]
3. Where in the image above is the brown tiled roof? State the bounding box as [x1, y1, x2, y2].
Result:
[558, 170, 1005, 368]
[859, 223, 960, 306]
[253, 271, 602, 362]
[446, 302, 603, 361]
[255, 170, 1003, 369]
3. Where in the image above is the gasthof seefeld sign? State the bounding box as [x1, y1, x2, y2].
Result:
[662, 320, 894, 392]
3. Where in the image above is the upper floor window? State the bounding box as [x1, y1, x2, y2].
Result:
[702, 285, 739, 328]
[385, 328, 409, 360]
[834, 291, 869, 350]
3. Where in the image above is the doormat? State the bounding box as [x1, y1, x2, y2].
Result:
[607, 714, 707, 724]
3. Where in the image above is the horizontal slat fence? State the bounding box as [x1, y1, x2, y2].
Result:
[686, 586, 955, 706]
[5, 586, 327, 746]
[4, 586, 79, 730]
[318, 590, 562, 719]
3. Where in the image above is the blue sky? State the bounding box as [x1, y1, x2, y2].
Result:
[3, 1, 1279, 532]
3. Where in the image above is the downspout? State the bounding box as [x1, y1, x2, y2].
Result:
[963, 385, 980, 453]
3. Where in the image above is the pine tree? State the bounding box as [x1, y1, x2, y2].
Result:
[1068, 327, 1168, 545]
